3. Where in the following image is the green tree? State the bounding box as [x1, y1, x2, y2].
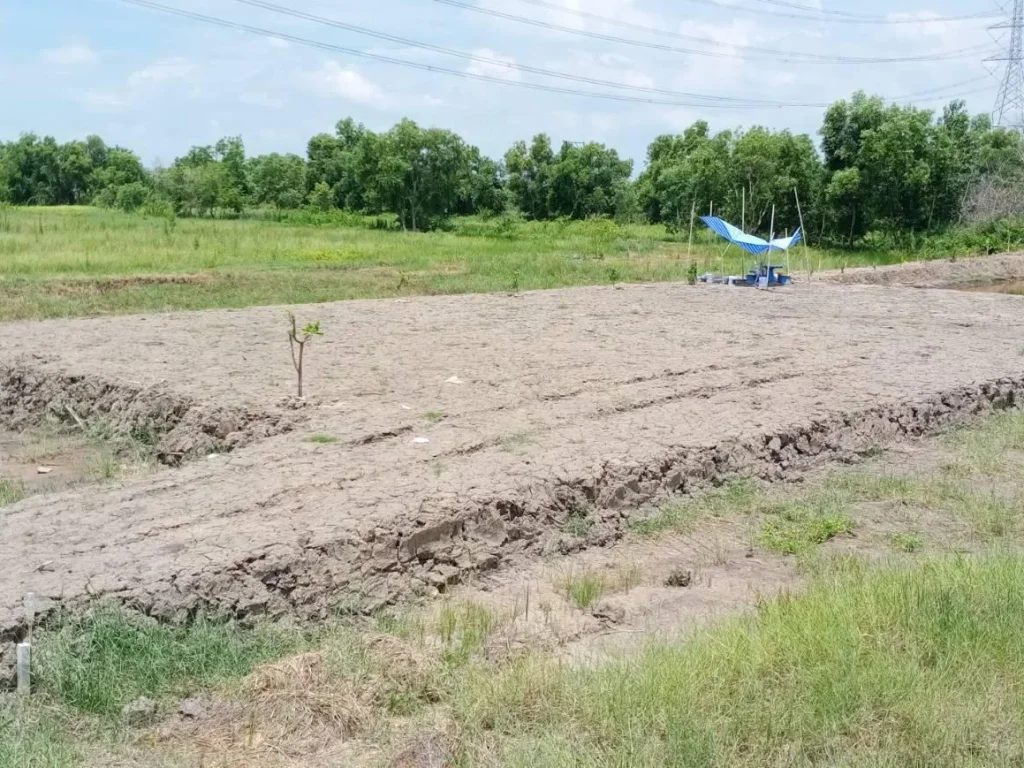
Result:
[545, 141, 633, 219]
[249, 153, 307, 209]
[504, 134, 554, 219]
[367, 119, 469, 230]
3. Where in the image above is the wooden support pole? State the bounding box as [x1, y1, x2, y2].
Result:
[686, 199, 696, 262]
[794, 187, 809, 279]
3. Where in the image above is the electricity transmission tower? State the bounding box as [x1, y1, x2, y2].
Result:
[991, 0, 1024, 131]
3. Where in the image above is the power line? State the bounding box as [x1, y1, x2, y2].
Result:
[498, 0, 995, 63]
[509, 0, 995, 30]
[112, 0, 810, 109]
[434, 0, 996, 64]
[227, 0, 808, 103]
[889, 74, 995, 101]
[731, 0, 997, 23]
[114, 0, 996, 113]
[231, 0, 989, 86]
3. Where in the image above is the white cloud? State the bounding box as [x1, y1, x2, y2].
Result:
[481, 0, 660, 33]
[299, 61, 386, 106]
[73, 90, 125, 110]
[884, 11, 988, 48]
[266, 36, 290, 49]
[128, 57, 195, 87]
[42, 43, 98, 66]
[547, 51, 654, 90]
[240, 91, 285, 109]
[466, 48, 521, 81]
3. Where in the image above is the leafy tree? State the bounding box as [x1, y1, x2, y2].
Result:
[367, 119, 469, 230]
[249, 153, 306, 209]
[546, 141, 632, 219]
[504, 134, 554, 219]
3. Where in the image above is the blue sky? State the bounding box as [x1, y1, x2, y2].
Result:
[0, 0, 1006, 168]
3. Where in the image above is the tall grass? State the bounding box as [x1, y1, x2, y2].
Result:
[452, 555, 1024, 767]
[0, 207, 904, 320]
[35, 606, 308, 718]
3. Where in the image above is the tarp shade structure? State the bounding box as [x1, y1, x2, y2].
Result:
[700, 216, 802, 254]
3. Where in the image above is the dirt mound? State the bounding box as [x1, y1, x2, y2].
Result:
[819, 251, 1024, 288]
[0, 361, 297, 464]
[3, 278, 1024, 683]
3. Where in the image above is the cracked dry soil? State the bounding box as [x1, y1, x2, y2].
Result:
[3, 259, 1024, 676]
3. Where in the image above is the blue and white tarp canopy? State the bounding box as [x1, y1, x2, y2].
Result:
[700, 216, 802, 255]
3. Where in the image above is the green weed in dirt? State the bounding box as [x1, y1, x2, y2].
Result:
[892, 532, 925, 552]
[759, 502, 854, 555]
[305, 433, 338, 444]
[560, 566, 641, 611]
[437, 601, 499, 667]
[564, 501, 594, 537]
[35, 606, 308, 718]
[0, 479, 24, 506]
[562, 571, 606, 611]
[631, 479, 760, 535]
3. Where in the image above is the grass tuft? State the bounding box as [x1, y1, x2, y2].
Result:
[36, 605, 308, 718]
[0, 479, 24, 507]
[306, 433, 338, 444]
[892, 531, 925, 552]
[759, 495, 854, 555]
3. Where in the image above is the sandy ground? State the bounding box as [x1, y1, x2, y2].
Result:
[3, 260, 1024, 645]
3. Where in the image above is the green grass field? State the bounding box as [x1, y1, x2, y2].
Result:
[0, 206, 900, 321]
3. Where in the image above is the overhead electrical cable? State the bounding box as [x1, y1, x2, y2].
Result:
[730, 0, 997, 23]
[505, 0, 994, 57]
[114, 0, 817, 108]
[433, 0, 996, 63]
[227, 0, 818, 101]
[115, 0, 997, 111]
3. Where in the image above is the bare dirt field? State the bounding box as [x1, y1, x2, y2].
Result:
[3, 254, 1024, 671]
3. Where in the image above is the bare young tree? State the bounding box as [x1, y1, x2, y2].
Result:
[287, 312, 323, 398]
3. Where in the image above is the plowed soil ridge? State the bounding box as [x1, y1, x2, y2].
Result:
[0, 361, 297, 464]
[3, 274, 1024, 684]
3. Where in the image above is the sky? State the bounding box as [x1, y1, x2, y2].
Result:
[0, 0, 1010, 169]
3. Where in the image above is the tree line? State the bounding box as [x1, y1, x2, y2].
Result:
[1, 91, 1021, 244]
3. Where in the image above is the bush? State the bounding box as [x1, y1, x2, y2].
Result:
[114, 182, 150, 213]
[306, 181, 334, 213]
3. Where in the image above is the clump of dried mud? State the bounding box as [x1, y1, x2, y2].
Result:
[0, 361, 296, 465]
